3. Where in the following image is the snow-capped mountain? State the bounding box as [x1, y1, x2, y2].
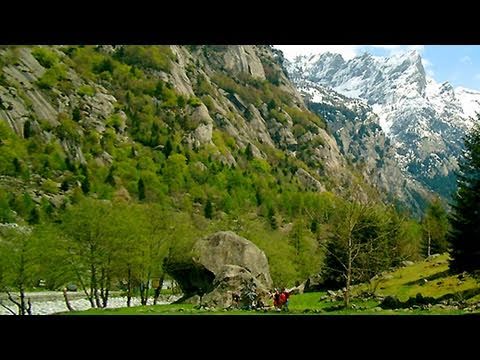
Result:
[286, 50, 480, 206]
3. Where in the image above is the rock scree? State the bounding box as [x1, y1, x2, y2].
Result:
[164, 231, 273, 309]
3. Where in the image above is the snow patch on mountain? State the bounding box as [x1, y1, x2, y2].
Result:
[456, 86, 480, 122]
[286, 49, 480, 201]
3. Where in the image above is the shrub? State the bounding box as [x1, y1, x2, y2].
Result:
[42, 179, 60, 194]
[114, 46, 174, 72]
[32, 47, 59, 68]
[380, 295, 403, 309]
[188, 97, 202, 107]
[36, 64, 67, 89]
[77, 85, 96, 97]
[93, 58, 114, 74]
[195, 75, 215, 96]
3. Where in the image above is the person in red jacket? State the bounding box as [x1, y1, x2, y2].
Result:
[279, 288, 291, 311]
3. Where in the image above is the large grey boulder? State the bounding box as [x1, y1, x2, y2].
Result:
[165, 231, 273, 309]
[193, 231, 272, 288]
[200, 265, 272, 309]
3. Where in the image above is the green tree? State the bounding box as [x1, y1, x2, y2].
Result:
[204, 199, 213, 219]
[60, 199, 120, 308]
[163, 154, 188, 193]
[80, 165, 90, 194]
[245, 143, 254, 160]
[322, 199, 399, 308]
[163, 138, 173, 158]
[27, 207, 40, 225]
[421, 198, 450, 257]
[72, 107, 81, 121]
[32, 223, 77, 291]
[268, 206, 277, 230]
[0, 226, 37, 315]
[138, 177, 146, 201]
[105, 166, 116, 186]
[23, 120, 32, 139]
[449, 121, 480, 274]
[13, 158, 21, 174]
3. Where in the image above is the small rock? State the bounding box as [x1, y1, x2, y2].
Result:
[327, 290, 336, 297]
[66, 284, 78, 292]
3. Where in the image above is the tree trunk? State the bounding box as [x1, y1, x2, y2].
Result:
[344, 236, 353, 309]
[90, 260, 97, 308]
[63, 288, 74, 311]
[6, 291, 22, 315]
[103, 287, 109, 308]
[344, 267, 351, 309]
[140, 272, 151, 306]
[26, 298, 32, 315]
[72, 263, 93, 308]
[153, 274, 164, 305]
[127, 266, 132, 307]
[139, 283, 145, 305]
[19, 285, 26, 316]
[140, 281, 150, 306]
[99, 267, 110, 308]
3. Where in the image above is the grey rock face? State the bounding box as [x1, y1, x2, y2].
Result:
[222, 45, 266, 80]
[299, 82, 432, 214]
[295, 168, 325, 192]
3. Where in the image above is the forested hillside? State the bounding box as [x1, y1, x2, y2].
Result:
[0, 46, 445, 312]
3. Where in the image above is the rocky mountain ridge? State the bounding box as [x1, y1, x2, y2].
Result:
[286, 49, 480, 208]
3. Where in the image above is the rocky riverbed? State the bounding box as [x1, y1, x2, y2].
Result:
[0, 292, 181, 315]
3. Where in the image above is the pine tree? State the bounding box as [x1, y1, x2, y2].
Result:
[13, 158, 21, 174]
[138, 178, 146, 201]
[80, 164, 90, 194]
[81, 175, 90, 194]
[23, 120, 32, 139]
[61, 180, 69, 191]
[27, 207, 40, 225]
[163, 138, 173, 158]
[204, 199, 213, 219]
[105, 167, 116, 187]
[72, 107, 81, 122]
[245, 143, 254, 161]
[449, 121, 480, 273]
[268, 206, 277, 229]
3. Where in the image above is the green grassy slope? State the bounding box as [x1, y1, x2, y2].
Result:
[62, 254, 480, 315]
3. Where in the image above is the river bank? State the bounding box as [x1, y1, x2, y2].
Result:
[0, 291, 181, 315]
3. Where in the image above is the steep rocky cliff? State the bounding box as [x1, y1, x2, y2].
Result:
[0, 45, 378, 224]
